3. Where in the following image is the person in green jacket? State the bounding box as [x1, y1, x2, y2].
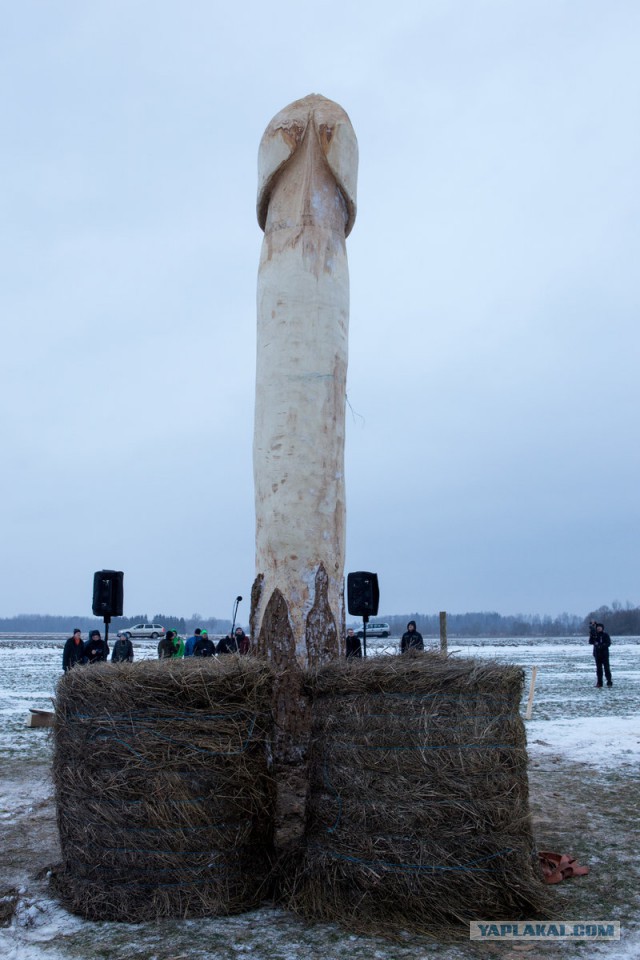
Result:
[173, 633, 185, 658]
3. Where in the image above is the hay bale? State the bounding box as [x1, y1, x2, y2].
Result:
[52, 658, 276, 921]
[286, 654, 550, 939]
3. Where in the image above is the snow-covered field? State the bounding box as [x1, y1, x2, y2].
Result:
[1, 634, 638, 959]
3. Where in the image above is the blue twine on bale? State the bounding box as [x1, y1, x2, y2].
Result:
[95, 847, 242, 857]
[69, 709, 264, 723]
[75, 864, 244, 884]
[310, 846, 515, 873]
[73, 714, 260, 757]
[330, 741, 519, 752]
[340, 712, 519, 721]
[114, 821, 251, 833]
[379, 691, 516, 700]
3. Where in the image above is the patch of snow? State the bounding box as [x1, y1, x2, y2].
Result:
[527, 715, 640, 768]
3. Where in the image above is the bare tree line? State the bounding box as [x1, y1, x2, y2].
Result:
[4, 602, 639, 637]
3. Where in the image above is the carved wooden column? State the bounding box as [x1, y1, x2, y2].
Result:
[250, 94, 358, 851]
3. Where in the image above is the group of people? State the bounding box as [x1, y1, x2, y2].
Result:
[62, 628, 131, 671]
[158, 627, 250, 659]
[62, 625, 251, 671]
[66, 620, 613, 681]
[345, 620, 425, 658]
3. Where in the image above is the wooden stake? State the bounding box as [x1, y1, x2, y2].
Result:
[439, 611, 447, 655]
[525, 666, 538, 720]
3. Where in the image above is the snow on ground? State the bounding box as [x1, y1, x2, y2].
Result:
[452, 637, 640, 770]
[527, 715, 640, 769]
[0, 634, 638, 959]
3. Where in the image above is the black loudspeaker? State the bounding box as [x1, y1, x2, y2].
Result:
[92, 570, 124, 619]
[347, 571, 380, 617]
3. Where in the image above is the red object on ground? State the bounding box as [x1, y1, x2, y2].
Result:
[538, 851, 590, 884]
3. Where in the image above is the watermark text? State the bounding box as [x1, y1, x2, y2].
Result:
[470, 921, 620, 941]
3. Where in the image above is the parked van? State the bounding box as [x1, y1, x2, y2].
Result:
[354, 622, 390, 639]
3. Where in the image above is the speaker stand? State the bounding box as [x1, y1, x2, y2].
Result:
[361, 615, 369, 658]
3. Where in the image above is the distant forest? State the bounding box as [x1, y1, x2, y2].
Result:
[358, 603, 640, 637]
[0, 614, 233, 635]
[2, 603, 639, 636]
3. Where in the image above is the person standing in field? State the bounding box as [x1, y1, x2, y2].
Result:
[590, 621, 613, 687]
[84, 629, 109, 664]
[173, 633, 185, 657]
[184, 628, 202, 657]
[193, 631, 216, 657]
[62, 628, 85, 672]
[345, 627, 362, 658]
[401, 620, 424, 653]
[216, 631, 239, 655]
[233, 626, 250, 655]
[111, 633, 134, 663]
[158, 630, 178, 659]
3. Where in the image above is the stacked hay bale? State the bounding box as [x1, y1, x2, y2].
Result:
[287, 654, 549, 938]
[53, 658, 275, 921]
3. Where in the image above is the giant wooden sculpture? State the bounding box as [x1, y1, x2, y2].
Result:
[250, 94, 358, 847]
[53, 100, 547, 931]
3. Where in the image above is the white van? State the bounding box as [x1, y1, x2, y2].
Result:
[354, 622, 390, 638]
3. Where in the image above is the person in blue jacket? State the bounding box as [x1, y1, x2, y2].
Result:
[184, 628, 202, 657]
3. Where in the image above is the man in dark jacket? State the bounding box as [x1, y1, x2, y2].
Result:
[234, 627, 250, 655]
[158, 630, 178, 659]
[193, 631, 216, 657]
[217, 632, 239, 655]
[345, 627, 362, 658]
[62, 628, 85, 672]
[111, 633, 134, 663]
[401, 620, 424, 653]
[590, 622, 613, 687]
[84, 629, 109, 664]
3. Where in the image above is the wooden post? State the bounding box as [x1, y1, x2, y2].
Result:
[525, 666, 538, 720]
[439, 611, 447, 655]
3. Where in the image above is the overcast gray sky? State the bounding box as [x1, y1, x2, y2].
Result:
[1, 0, 638, 622]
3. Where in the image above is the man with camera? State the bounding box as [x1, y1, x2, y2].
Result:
[589, 621, 613, 687]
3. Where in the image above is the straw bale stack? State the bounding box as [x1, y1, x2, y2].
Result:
[286, 653, 550, 938]
[52, 658, 276, 921]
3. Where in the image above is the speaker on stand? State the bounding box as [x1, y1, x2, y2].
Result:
[346, 571, 379, 657]
[92, 570, 124, 648]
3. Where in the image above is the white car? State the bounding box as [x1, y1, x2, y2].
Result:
[121, 623, 166, 639]
[354, 622, 390, 638]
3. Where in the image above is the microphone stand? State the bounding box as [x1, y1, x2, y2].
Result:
[230, 595, 242, 636]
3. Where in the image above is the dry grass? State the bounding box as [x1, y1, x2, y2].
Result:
[284, 653, 551, 939]
[52, 658, 276, 921]
[51, 652, 549, 938]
